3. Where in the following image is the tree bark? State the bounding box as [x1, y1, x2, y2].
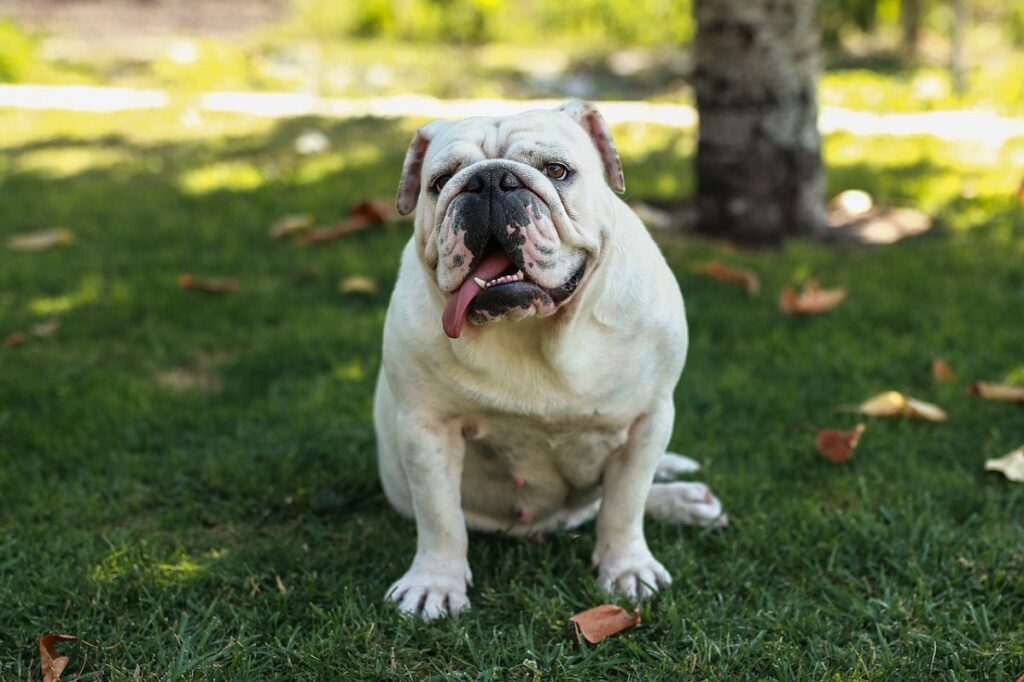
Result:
[694, 0, 825, 244]
[902, 0, 923, 60]
[949, 0, 968, 95]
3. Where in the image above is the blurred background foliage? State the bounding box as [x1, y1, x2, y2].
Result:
[281, 0, 1022, 49]
[0, 0, 1021, 115]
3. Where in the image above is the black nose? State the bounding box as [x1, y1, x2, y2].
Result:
[465, 169, 522, 193]
[498, 172, 521, 191]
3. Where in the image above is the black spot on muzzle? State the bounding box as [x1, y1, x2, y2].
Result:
[448, 167, 547, 271]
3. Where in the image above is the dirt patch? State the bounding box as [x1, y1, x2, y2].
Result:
[0, 0, 286, 39]
[155, 350, 232, 393]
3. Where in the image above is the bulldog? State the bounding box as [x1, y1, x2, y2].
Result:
[374, 101, 726, 620]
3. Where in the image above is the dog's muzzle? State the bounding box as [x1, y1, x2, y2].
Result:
[438, 165, 586, 339]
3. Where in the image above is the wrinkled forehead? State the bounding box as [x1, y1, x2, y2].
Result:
[426, 110, 590, 170]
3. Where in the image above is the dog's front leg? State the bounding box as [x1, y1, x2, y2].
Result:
[386, 413, 472, 620]
[593, 399, 674, 601]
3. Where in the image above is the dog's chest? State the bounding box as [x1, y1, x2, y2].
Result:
[459, 413, 630, 524]
[485, 415, 626, 483]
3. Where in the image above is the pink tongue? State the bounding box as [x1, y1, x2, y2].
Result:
[442, 250, 513, 338]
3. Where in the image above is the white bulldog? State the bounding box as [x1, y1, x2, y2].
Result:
[374, 101, 726, 621]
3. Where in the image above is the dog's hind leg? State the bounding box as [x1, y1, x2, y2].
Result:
[645, 481, 728, 528]
[653, 452, 701, 481]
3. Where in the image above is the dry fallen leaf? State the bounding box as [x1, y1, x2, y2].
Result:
[339, 275, 379, 295]
[304, 200, 396, 245]
[779, 280, 847, 315]
[968, 381, 1024, 404]
[569, 604, 640, 644]
[32, 319, 61, 337]
[40, 634, 77, 682]
[854, 391, 947, 421]
[275, 574, 288, 594]
[695, 262, 761, 295]
[269, 214, 314, 240]
[351, 200, 398, 224]
[178, 274, 238, 294]
[3, 332, 26, 348]
[985, 446, 1024, 482]
[932, 358, 955, 382]
[816, 423, 866, 464]
[6, 228, 75, 252]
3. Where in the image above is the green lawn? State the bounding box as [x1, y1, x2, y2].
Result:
[1, 107, 1023, 680]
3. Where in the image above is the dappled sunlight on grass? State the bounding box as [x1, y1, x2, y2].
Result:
[28, 274, 103, 316]
[179, 161, 268, 194]
[824, 132, 1024, 213]
[16, 146, 134, 177]
[331, 359, 366, 382]
[90, 544, 227, 585]
[1, 101, 1022, 679]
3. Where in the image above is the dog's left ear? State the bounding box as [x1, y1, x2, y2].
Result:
[556, 100, 625, 194]
[396, 119, 449, 216]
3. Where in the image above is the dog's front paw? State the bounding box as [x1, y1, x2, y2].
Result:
[594, 549, 672, 602]
[386, 561, 472, 621]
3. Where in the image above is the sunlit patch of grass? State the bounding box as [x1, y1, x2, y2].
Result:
[822, 53, 1024, 115]
[824, 132, 1023, 212]
[90, 544, 224, 585]
[294, 153, 348, 184]
[179, 161, 267, 194]
[28, 274, 103, 316]
[16, 147, 133, 177]
[332, 359, 366, 382]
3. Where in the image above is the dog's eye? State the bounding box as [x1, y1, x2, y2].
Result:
[430, 174, 452, 193]
[544, 163, 569, 180]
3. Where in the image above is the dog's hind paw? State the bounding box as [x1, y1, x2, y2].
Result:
[654, 452, 701, 481]
[645, 481, 728, 528]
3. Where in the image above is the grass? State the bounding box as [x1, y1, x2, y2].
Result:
[1, 106, 1023, 680]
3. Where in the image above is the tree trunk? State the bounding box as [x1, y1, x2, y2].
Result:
[694, 0, 825, 244]
[902, 0, 923, 60]
[949, 0, 968, 95]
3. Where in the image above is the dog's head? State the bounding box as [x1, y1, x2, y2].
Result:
[396, 101, 625, 338]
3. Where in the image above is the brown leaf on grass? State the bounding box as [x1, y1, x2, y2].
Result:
[304, 200, 396, 245]
[3, 332, 26, 348]
[932, 359, 955, 382]
[6, 228, 75, 252]
[339, 275, 379, 294]
[985, 446, 1024, 482]
[816, 423, 866, 464]
[695, 262, 761, 295]
[779, 280, 847, 315]
[569, 604, 641, 644]
[32, 319, 61, 337]
[178, 274, 238, 294]
[275, 575, 288, 594]
[268, 213, 314, 240]
[968, 381, 1024, 404]
[854, 391, 947, 421]
[351, 200, 398, 224]
[40, 634, 77, 682]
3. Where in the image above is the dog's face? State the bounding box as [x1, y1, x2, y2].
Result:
[396, 101, 625, 338]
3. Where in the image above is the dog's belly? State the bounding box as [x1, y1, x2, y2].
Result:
[459, 415, 629, 532]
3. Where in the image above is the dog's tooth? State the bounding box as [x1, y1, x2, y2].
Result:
[473, 277, 486, 288]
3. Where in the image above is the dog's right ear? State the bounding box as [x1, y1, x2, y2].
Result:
[396, 120, 449, 216]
